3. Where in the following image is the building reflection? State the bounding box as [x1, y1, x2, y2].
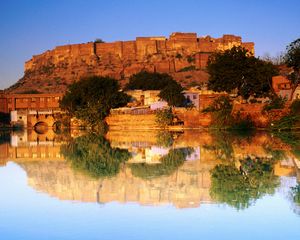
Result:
[0, 129, 299, 208]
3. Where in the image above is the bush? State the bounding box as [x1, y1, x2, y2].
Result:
[175, 53, 182, 59]
[155, 108, 174, 127]
[290, 99, 300, 115]
[178, 65, 196, 72]
[270, 99, 300, 130]
[263, 96, 286, 111]
[187, 55, 195, 63]
[202, 96, 233, 127]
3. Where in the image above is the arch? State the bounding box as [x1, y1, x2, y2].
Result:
[34, 121, 49, 134]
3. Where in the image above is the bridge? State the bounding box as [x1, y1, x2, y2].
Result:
[11, 109, 64, 133]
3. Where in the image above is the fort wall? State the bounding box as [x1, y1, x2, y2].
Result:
[14, 32, 254, 94]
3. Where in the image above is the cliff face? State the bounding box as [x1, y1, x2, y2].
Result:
[8, 32, 254, 93]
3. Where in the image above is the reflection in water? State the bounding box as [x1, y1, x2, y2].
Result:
[210, 156, 279, 210]
[0, 129, 300, 211]
[129, 147, 193, 179]
[61, 134, 131, 178]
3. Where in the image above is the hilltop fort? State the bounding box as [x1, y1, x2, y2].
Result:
[7, 32, 254, 93]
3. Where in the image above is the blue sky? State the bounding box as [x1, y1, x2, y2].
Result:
[0, 0, 299, 89]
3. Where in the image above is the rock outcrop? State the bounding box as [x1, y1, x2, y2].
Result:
[7, 32, 254, 93]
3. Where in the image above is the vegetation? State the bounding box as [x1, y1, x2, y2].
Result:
[0, 112, 10, 127]
[158, 82, 185, 106]
[129, 148, 193, 179]
[126, 71, 185, 106]
[178, 65, 196, 72]
[210, 157, 279, 210]
[60, 76, 130, 127]
[207, 46, 278, 99]
[263, 96, 286, 111]
[155, 108, 174, 127]
[291, 184, 300, 206]
[202, 96, 233, 126]
[19, 89, 42, 94]
[202, 96, 254, 130]
[270, 100, 300, 130]
[156, 131, 174, 147]
[94, 38, 105, 43]
[175, 53, 182, 59]
[284, 38, 300, 85]
[61, 133, 131, 178]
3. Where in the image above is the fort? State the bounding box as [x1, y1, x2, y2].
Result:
[7, 32, 254, 93]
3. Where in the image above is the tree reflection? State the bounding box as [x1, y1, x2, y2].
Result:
[291, 184, 300, 206]
[130, 148, 193, 179]
[61, 133, 131, 178]
[210, 156, 280, 210]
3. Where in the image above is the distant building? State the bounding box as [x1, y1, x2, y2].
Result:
[0, 93, 63, 113]
[126, 90, 161, 106]
[292, 85, 300, 100]
[183, 88, 227, 110]
[0, 93, 64, 128]
[272, 76, 293, 100]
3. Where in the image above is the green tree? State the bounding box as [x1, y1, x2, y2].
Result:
[158, 83, 185, 106]
[60, 76, 130, 126]
[285, 38, 300, 85]
[61, 134, 131, 178]
[94, 38, 105, 43]
[207, 46, 278, 99]
[210, 157, 279, 210]
[126, 71, 185, 106]
[202, 96, 233, 127]
[155, 108, 174, 127]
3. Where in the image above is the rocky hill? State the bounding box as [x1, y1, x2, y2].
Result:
[7, 32, 254, 93]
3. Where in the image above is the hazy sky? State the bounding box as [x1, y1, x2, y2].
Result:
[0, 0, 299, 89]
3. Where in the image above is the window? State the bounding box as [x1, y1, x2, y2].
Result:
[193, 95, 197, 100]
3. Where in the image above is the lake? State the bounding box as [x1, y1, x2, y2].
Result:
[0, 129, 300, 240]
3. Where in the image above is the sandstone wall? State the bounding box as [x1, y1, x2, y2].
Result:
[9, 32, 254, 93]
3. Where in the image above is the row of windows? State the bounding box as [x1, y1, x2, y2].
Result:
[15, 97, 61, 103]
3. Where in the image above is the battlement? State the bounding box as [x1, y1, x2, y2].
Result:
[14, 32, 255, 94]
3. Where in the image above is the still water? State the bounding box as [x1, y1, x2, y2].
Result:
[0, 129, 300, 240]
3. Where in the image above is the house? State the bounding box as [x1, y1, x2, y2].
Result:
[183, 88, 227, 110]
[125, 90, 161, 106]
[272, 76, 293, 100]
[292, 85, 300, 100]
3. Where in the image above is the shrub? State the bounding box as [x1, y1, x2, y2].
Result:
[263, 96, 286, 111]
[178, 65, 196, 72]
[155, 108, 174, 127]
[290, 99, 300, 115]
[187, 55, 195, 63]
[175, 53, 182, 59]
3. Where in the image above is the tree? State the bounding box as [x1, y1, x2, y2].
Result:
[60, 76, 130, 126]
[158, 83, 185, 106]
[210, 157, 279, 210]
[285, 38, 300, 85]
[61, 133, 131, 178]
[126, 71, 185, 106]
[207, 46, 278, 99]
[155, 108, 174, 127]
[94, 38, 105, 43]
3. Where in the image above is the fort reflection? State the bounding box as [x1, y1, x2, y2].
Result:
[0, 129, 299, 208]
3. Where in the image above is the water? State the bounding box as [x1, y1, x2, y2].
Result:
[0, 129, 300, 240]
